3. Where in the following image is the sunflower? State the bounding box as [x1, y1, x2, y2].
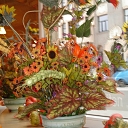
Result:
[47, 45, 58, 61]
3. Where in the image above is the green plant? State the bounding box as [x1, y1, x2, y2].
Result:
[1, 0, 125, 121]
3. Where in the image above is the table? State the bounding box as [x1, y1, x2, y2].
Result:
[0, 109, 44, 128]
[0, 109, 88, 128]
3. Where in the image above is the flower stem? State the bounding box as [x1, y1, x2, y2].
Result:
[2, 15, 34, 59]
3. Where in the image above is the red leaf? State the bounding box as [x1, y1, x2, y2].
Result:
[45, 86, 81, 119]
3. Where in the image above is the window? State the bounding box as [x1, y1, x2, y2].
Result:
[98, 15, 108, 32]
[62, 23, 66, 37]
[101, 0, 106, 2]
[61, 0, 67, 7]
[96, 0, 106, 2]
[124, 9, 128, 22]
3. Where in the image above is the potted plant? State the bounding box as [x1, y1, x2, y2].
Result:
[0, 46, 26, 111]
[0, 5, 31, 111]
[1, 0, 126, 127]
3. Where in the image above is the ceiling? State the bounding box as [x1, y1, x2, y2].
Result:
[0, 0, 38, 38]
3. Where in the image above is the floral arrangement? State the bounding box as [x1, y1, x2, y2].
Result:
[0, 0, 126, 121]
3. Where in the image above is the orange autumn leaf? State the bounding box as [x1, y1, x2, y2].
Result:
[107, 0, 119, 8]
[79, 0, 86, 5]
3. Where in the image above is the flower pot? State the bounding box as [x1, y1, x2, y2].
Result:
[41, 114, 86, 128]
[4, 97, 25, 111]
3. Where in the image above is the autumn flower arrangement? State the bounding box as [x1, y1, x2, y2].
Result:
[0, 0, 124, 120]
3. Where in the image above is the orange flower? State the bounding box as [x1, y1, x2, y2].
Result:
[63, 78, 68, 84]
[103, 67, 111, 77]
[76, 82, 82, 87]
[91, 62, 98, 68]
[35, 59, 43, 69]
[38, 37, 47, 43]
[40, 45, 46, 56]
[82, 52, 92, 62]
[77, 58, 85, 65]
[82, 46, 89, 52]
[96, 67, 103, 73]
[34, 82, 42, 91]
[30, 62, 40, 73]
[51, 62, 59, 68]
[23, 66, 33, 76]
[106, 0, 119, 8]
[32, 48, 40, 58]
[82, 62, 90, 72]
[97, 73, 104, 82]
[7, 48, 15, 59]
[12, 76, 23, 85]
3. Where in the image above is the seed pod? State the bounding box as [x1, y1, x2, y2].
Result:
[18, 105, 25, 114]
[29, 111, 41, 126]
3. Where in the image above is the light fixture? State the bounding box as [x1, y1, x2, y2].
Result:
[0, 27, 6, 34]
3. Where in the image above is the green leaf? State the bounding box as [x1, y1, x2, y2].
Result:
[87, 5, 97, 16]
[104, 50, 128, 69]
[82, 92, 115, 110]
[16, 102, 45, 119]
[39, 0, 59, 8]
[41, 6, 65, 29]
[45, 86, 81, 119]
[87, 1, 101, 16]
[76, 18, 93, 37]
[99, 78, 119, 93]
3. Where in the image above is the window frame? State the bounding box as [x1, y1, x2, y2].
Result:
[124, 8, 128, 22]
[98, 14, 108, 32]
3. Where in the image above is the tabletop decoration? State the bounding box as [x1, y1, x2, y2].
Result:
[1, 0, 127, 127]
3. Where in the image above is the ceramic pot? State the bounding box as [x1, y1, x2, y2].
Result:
[4, 97, 25, 111]
[41, 114, 86, 128]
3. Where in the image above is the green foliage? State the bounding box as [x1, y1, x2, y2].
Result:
[41, 6, 65, 29]
[39, 0, 59, 8]
[104, 50, 128, 69]
[76, 18, 93, 37]
[86, 1, 101, 16]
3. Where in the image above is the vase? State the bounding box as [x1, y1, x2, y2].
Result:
[4, 97, 25, 111]
[41, 114, 86, 128]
